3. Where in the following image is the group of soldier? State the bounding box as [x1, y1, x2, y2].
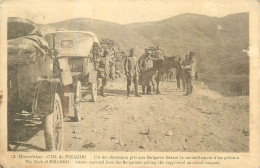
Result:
[124, 47, 164, 97]
[97, 47, 197, 97]
[175, 52, 197, 96]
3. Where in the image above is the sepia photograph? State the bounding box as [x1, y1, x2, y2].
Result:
[2, 1, 260, 168]
[4, 0, 251, 154]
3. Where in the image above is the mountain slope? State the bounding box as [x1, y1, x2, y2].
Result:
[46, 13, 249, 96]
[48, 13, 249, 75]
[127, 13, 249, 74]
[48, 18, 153, 52]
[126, 13, 249, 96]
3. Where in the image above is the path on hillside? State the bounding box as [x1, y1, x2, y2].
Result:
[12, 80, 249, 152]
[63, 80, 249, 152]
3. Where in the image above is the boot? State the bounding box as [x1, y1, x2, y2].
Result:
[147, 86, 152, 95]
[189, 85, 193, 95]
[184, 85, 190, 96]
[101, 86, 106, 97]
[127, 86, 131, 97]
[182, 83, 186, 91]
[177, 80, 180, 89]
[135, 86, 141, 97]
[142, 86, 146, 95]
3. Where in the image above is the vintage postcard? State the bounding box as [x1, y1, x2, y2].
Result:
[0, 0, 259, 167]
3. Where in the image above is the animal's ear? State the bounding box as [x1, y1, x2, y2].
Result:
[163, 55, 168, 59]
[172, 56, 177, 60]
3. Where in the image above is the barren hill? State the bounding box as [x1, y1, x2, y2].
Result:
[48, 13, 249, 96]
[127, 13, 249, 96]
[127, 13, 249, 74]
[48, 18, 154, 52]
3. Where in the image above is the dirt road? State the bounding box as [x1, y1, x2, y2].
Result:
[63, 80, 249, 152]
[12, 80, 249, 152]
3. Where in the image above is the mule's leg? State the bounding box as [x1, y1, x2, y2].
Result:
[156, 74, 161, 94]
[153, 85, 156, 92]
[152, 71, 157, 93]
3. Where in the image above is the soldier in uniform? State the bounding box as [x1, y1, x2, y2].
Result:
[176, 57, 185, 90]
[183, 52, 196, 95]
[195, 71, 199, 81]
[124, 48, 141, 97]
[110, 57, 116, 80]
[150, 46, 164, 93]
[182, 55, 189, 91]
[97, 50, 110, 97]
[138, 48, 154, 95]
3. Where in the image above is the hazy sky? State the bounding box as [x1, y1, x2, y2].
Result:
[2, 0, 254, 24]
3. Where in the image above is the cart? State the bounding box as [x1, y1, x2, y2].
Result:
[7, 20, 99, 151]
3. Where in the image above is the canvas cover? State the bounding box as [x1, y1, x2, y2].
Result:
[8, 17, 42, 40]
[45, 31, 97, 57]
[8, 18, 48, 66]
[8, 35, 49, 66]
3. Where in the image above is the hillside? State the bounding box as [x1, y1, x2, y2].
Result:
[48, 13, 249, 71]
[127, 13, 249, 74]
[47, 13, 249, 96]
[127, 13, 249, 96]
[48, 18, 153, 52]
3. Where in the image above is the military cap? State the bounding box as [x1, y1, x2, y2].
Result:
[189, 51, 195, 57]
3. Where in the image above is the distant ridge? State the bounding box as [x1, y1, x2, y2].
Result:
[47, 12, 249, 96]
[9, 12, 249, 95]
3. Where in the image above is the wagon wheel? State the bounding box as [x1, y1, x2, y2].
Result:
[91, 82, 97, 102]
[44, 93, 63, 151]
[74, 81, 82, 122]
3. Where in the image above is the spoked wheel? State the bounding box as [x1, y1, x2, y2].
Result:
[91, 82, 97, 102]
[44, 93, 63, 151]
[74, 81, 82, 122]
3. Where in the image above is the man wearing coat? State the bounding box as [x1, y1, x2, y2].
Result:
[97, 50, 110, 97]
[138, 48, 154, 95]
[183, 52, 196, 95]
[176, 57, 185, 91]
[124, 48, 141, 97]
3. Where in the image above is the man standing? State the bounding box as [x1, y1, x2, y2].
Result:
[110, 57, 116, 80]
[138, 48, 154, 95]
[182, 55, 189, 91]
[124, 48, 141, 97]
[176, 57, 185, 91]
[184, 55, 189, 61]
[97, 50, 110, 97]
[150, 46, 164, 93]
[195, 71, 199, 81]
[183, 52, 196, 95]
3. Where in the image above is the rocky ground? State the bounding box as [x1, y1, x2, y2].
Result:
[10, 80, 249, 152]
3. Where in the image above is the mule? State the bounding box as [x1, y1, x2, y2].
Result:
[143, 56, 177, 94]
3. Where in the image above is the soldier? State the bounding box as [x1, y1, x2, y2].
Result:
[195, 71, 199, 81]
[110, 57, 116, 80]
[97, 50, 110, 97]
[151, 46, 164, 93]
[183, 52, 196, 95]
[138, 48, 154, 95]
[176, 57, 185, 90]
[124, 48, 141, 97]
[182, 55, 189, 90]
[185, 54, 189, 61]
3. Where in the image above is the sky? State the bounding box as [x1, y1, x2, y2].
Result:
[1, 0, 255, 24]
